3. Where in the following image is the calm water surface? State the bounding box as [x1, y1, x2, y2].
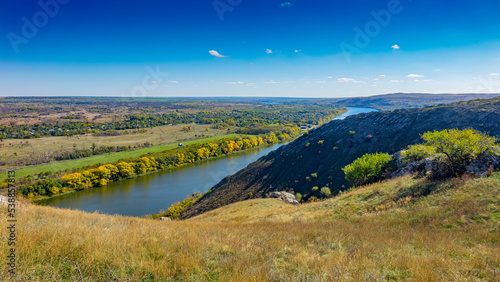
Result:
[38, 106, 377, 217]
[334, 107, 378, 120]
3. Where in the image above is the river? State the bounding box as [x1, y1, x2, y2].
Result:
[333, 106, 378, 120]
[37, 107, 378, 217]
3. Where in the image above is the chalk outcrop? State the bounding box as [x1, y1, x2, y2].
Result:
[270, 191, 299, 205]
[391, 150, 500, 179]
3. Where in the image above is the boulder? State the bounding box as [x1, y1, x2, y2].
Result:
[160, 217, 172, 221]
[270, 191, 283, 198]
[466, 152, 500, 175]
[270, 191, 299, 205]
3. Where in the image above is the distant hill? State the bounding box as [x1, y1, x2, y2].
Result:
[329, 93, 500, 110]
[181, 97, 500, 218]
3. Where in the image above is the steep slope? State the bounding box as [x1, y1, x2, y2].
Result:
[181, 97, 500, 218]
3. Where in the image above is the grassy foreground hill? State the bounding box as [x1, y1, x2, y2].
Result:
[1, 172, 499, 281]
[181, 97, 500, 219]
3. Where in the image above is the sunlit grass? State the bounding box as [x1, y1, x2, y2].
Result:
[1, 173, 499, 280]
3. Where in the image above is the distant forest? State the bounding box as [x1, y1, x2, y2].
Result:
[0, 97, 345, 139]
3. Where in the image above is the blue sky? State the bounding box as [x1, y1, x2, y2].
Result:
[1, 0, 500, 97]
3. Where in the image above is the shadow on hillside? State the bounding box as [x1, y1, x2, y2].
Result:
[393, 174, 474, 202]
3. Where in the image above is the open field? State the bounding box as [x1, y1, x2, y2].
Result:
[0, 133, 240, 181]
[0, 123, 232, 165]
[2, 172, 498, 281]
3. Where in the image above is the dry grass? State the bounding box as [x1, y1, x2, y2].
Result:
[1, 173, 499, 281]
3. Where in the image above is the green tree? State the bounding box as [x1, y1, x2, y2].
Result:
[342, 152, 392, 187]
[295, 193, 302, 202]
[320, 187, 331, 198]
[418, 129, 496, 176]
[401, 144, 436, 163]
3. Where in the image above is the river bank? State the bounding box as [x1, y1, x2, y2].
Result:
[35, 107, 376, 217]
[32, 141, 286, 204]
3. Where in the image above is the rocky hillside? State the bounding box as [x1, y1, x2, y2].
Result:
[181, 97, 500, 218]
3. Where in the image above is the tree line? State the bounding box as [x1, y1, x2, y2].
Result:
[1, 105, 344, 139]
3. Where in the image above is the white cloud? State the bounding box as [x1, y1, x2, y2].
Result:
[246, 83, 256, 87]
[338, 78, 354, 82]
[226, 81, 244, 85]
[266, 49, 273, 54]
[407, 74, 424, 78]
[152, 81, 157, 84]
[389, 80, 401, 83]
[435, 69, 441, 72]
[421, 79, 433, 82]
[338, 78, 364, 83]
[209, 50, 227, 58]
[170, 81, 178, 83]
[379, 74, 386, 77]
[316, 81, 327, 83]
[280, 2, 295, 8]
[294, 50, 301, 53]
[266, 80, 279, 84]
[373, 78, 379, 81]
[327, 76, 333, 79]
[391, 44, 400, 50]
[490, 73, 499, 76]
[414, 79, 420, 82]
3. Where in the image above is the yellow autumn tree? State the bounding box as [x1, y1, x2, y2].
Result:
[103, 164, 119, 180]
[80, 170, 95, 189]
[207, 143, 219, 156]
[176, 153, 185, 165]
[196, 148, 210, 160]
[222, 140, 239, 154]
[117, 162, 135, 178]
[62, 172, 84, 189]
[92, 166, 112, 186]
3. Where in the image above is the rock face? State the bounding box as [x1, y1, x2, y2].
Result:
[181, 97, 500, 219]
[466, 151, 500, 175]
[391, 149, 500, 178]
[270, 191, 299, 205]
